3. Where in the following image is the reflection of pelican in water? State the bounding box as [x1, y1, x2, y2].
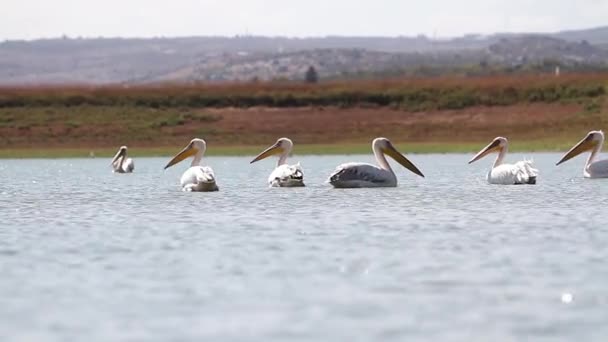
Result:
[557, 130, 608, 178]
[111, 146, 134, 173]
[164, 138, 219, 192]
[250, 137, 304, 187]
[469, 137, 538, 185]
[328, 137, 424, 188]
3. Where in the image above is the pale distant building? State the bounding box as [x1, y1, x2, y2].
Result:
[555, 66, 561, 77]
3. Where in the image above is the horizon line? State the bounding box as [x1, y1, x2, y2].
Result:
[2, 24, 606, 43]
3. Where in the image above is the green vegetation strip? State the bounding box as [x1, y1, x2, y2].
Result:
[0, 141, 576, 159]
[0, 74, 605, 111]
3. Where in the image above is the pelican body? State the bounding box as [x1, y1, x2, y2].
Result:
[328, 137, 424, 188]
[557, 130, 608, 178]
[164, 138, 219, 192]
[469, 137, 538, 185]
[250, 137, 304, 187]
[111, 146, 134, 173]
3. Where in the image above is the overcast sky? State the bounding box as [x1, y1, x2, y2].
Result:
[2, 0, 608, 40]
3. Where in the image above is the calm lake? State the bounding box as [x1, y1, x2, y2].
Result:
[1, 153, 607, 341]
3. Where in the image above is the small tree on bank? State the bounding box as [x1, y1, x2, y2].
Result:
[305, 66, 318, 83]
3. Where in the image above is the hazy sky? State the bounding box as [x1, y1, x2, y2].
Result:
[2, 0, 608, 40]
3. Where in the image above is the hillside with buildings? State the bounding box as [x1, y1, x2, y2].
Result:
[0, 26, 607, 84]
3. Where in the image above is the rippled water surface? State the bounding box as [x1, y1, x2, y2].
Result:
[1, 153, 607, 341]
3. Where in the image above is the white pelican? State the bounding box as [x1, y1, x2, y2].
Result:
[469, 137, 538, 185]
[556, 130, 608, 178]
[328, 137, 424, 188]
[250, 137, 304, 187]
[111, 146, 134, 173]
[164, 138, 219, 192]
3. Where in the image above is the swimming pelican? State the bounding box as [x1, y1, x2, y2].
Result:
[250, 137, 304, 187]
[164, 138, 219, 192]
[556, 130, 608, 178]
[111, 146, 134, 173]
[328, 137, 424, 188]
[469, 137, 538, 185]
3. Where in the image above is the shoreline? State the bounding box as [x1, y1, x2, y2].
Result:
[0, 141, 573, 158]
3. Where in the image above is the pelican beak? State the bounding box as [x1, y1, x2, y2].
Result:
[556, 136, 596, 166]
[111, 148, 126, 166]
[250, 143, 284, 164]
[469, 140, 501, 164]
[384, 144, 425, 178]
[164, 145, 197, 169]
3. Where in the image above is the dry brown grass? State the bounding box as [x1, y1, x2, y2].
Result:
[0, 73, 605, 110]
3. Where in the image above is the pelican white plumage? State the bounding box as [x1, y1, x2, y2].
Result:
[328, 137, 424, 188]
[164, 138, 219, 192]
[556, 130, 608, 178]
[469, 137, 538, 185]
[111, 146, 134, 173]
[250, 137, 304, 187]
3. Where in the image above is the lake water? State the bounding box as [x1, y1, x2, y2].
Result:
[1, 153, 607, 341]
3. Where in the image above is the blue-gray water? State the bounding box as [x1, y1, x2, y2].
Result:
[1, 153, 607, 341]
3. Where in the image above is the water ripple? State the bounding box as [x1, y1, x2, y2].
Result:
[0, 153, 606, 341]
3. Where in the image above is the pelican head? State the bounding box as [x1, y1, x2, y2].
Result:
[374, 137, 424, 177]
[469, 137, 508, 164]
[250, 137, 293, 164]
[164, 138, 207, 169]
[111, 145, 128, 165]
[556, 130, 604, 166]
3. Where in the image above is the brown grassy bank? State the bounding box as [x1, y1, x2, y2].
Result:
[0, 102, 605, 151]
[0, 74, 606, 155]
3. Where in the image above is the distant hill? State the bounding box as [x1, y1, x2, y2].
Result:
[0, 26, 607, 85]
[486, 36, 608, 65]
[553, 26, 608, 45]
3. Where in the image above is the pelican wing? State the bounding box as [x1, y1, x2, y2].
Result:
[194, 166, 216, 183]
[268, 163, 304, 187]
[488, 160, 538, 185]
[329, 163, 393, 188]
[180, 166, 218, 192]
[123, 158, 135, 173]
[112, 156, 134, 173]
[587, 159, 608, 178]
